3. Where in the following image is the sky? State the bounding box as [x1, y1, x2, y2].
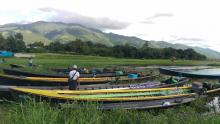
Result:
[0, 0, 220, 52]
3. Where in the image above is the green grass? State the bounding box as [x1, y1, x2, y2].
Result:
[1, 53, 220, 68]
[1, 98, 220, 124]
[0, 52, 219, 75]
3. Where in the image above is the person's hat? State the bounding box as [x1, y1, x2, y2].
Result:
[72, 65, 77, 69]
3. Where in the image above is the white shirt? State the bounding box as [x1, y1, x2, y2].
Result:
[69, 70, 80, 80]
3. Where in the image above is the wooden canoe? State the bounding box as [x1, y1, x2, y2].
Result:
[11, 84, 220, 110]
[0, 74, 155, 86]
[10, 86, 193, 102]
[10, 84, 220, 102]
[2, 68, 123, 78]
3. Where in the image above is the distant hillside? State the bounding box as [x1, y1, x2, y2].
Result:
[148, 41, 220, 59]
[0, 21, 146, 47]
[191, 47, 220, 59]
[0, 21, 220, 59]
[105, 33, 146, 47]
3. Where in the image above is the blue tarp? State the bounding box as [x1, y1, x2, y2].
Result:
[0, 51, 14, 57]
[128, 74, 138, 79]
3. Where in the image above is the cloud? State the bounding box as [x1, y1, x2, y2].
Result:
[134, 33, 148, 37]
[141, 13, 174, 24]
[146, 13, 174, 20]
[168, 37, 209, 48]
[172, 37, 206, 42]
[140, 20, 154, 24]
[39, 8, 130, 30]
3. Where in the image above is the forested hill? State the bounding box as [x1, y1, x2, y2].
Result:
[0, 21, 146, 47]
[0, 21, 220, 59]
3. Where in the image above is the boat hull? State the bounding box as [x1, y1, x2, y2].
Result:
[159, 68, 220, 79]
[0, 74, 155, 86]
[3, 68, 121, 78]
[10, 86, 220, 110]
[10, 91, 197, 110]
[0, 74, 111, 86]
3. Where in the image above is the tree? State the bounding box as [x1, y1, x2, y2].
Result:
[112, 45, 124, 58]
[0, 33, 6, 49]
[142, 41, 149, 48]
[47, 41, 65, 52]
[4, 33, 26, 52]
[28, 42, 44, 48]
[27, 42, 46, 53]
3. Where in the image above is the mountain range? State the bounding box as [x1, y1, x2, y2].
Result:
[0, 21, 219, 59]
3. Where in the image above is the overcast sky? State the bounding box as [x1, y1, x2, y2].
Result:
[0, 0, 220, 52]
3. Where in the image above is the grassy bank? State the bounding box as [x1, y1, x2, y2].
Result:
[0, 99, 220, 124]
[1, 53, 220, 68]
[0, 53, 218, 75]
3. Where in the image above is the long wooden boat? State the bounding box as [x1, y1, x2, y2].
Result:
[0, 74, 155, 86]
[99, 96, 196, 110]
[9, 86, 197, 109]
[10, 86, 192, 102]
[159, 67, 220, 79]
[11, 84, 220, 109]
[2, 68, 124, 78]
[0, 74, 112, 86]
[11, 85, 220, 102]
[0, 77, 188, 91]
[0, 77, 188, 96]
[0, 77, 188, 100]
[99, 87, 220, 110]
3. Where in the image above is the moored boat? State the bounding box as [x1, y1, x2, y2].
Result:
[0, 74, 156, 86]
[10, 84, 220, 110]
[11, 86, 193, 102]
[0, 77, 188, 99]
[2, 68, 125, 78]
[0, 74, 113, 86]
[99, 96, 196, 110]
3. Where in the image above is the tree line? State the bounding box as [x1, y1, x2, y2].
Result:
[0, 33, 206, 60]
[0, 33, 26, 52]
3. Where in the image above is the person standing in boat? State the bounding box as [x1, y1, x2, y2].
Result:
[68, 65, 80, 90]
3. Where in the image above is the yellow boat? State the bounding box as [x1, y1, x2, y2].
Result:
[11, 86, 195, 102]
[26, 77, 112, 82]
[0, 74, 153, 86]
[10, 85, 220, 109]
